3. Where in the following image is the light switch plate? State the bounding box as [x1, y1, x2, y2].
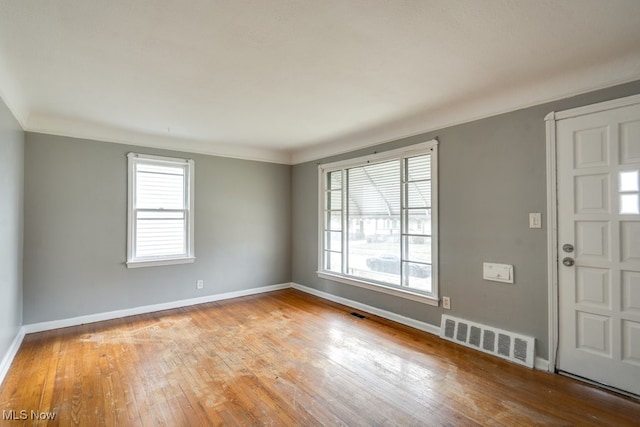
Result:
[529, 212, 542, 229]
[483, 263, 514, 283]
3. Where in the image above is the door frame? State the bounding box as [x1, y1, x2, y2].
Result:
[544, 93, 640, 372]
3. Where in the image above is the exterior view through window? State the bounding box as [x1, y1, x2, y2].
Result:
[318, 141, 438, 301]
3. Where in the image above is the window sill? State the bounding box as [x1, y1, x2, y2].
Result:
[126, 257, 195, 269]
[317, 271, 439, 306]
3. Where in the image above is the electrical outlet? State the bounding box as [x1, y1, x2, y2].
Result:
[442, 296, 451, 310]
[196, 280, 204, 290]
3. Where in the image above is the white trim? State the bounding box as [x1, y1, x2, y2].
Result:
[126, 152, 193, 165]
[292, 282, 441, 336]
[544, 93, 640, 375]
[126, 257, 195, 268]
[12, 77, 640, 166]
[317, 272, 439, 306]
[319, 140, 437, 170]
[545, 111, 559, 373]
[292, 73, 640, 164]
[317, 140, 439, 302]
[18, 280, 439, 336]
[26, 114, 292, 165]
[317, 167, 325, 276]
[0, 61, 28, 130]
[0, 329, 26, 388]
[552, 93, 640, 121]
[5, 63, 638, 166]
[3, 281, 555, 389]
[558, 371, 640, 400]
[430, 143, 439, 298]
[535, 357, 551, 372]
[22, 283, 291, 334]
[126, 152, 195, 268]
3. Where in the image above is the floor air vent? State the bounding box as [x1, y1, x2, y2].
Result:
[440, 315, 535, 368]
[350, 312, 367, 319]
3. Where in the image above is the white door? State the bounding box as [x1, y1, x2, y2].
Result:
[556, 99, 640, 396]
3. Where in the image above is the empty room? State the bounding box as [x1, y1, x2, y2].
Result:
[2, 0, 640, 425]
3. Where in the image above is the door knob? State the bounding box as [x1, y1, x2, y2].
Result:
[562, 257, 575, 267]
[562, 244, 574, 253]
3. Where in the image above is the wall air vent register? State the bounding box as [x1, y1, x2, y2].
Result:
[440, 315, 535, 368]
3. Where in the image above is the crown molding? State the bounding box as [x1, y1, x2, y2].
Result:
[4, 55, 639, 166]
[291, 56, 640, 164]
[26, 113, 292, 165]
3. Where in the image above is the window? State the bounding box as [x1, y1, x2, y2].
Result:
[619, 170, 639, 214]
[127, 153, 195, 268]
[318, 140, 438, 304]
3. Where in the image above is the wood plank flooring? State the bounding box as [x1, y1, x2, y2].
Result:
[1, 289, 639, 426]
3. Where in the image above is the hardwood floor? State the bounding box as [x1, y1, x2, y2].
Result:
[1, 289, 639, 426]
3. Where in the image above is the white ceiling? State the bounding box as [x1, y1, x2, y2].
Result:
[1, 1, 640, 164]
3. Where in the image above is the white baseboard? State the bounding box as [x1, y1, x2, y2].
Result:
[535, 357, 551, 372]
[4, 281, 551, 391]
[0, 283, 290, 389]
[291, 282, 441, 336]
[292, 283, 553, 372]
[0, 328, 26, 387]
[22, 283, 291, 334]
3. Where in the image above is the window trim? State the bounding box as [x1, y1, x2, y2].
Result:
[317, 140, 438, 305]
[126, 152, 195, 268]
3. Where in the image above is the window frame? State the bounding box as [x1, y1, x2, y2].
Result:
[317, 140, 439, 305]
[126, 152, 195, 268]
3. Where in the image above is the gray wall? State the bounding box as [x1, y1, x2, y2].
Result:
[23, 133, 291, 324]
[0, 97, 24, 361]
[292, 80, 640, 360]
[15, 79, 640, 359]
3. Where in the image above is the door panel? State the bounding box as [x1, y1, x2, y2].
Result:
[575, 266, 610, 308]
[557, 101, 640, 396]
[576, 311, 611, 356]
[575, 221, 609, 261]
[621, 120, 640, 164]
[575, 174, 609, 213]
